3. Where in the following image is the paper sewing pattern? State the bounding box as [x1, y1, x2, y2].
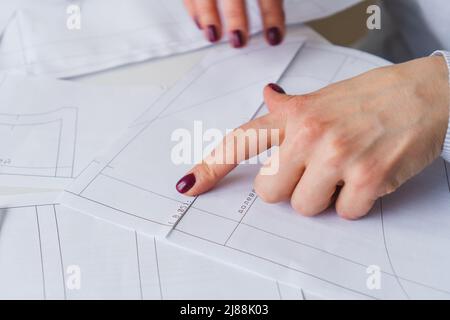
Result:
[0, 107, 77, 178]
[0, 0, 360, 78]
[0, 203, 304, 300]
[0, 74, 164, 190]
[61, 41, 450, 299]
[61, 35, 306, 235]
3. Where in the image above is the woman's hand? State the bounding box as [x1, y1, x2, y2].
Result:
[176, 56, 450, 219]
[183, 0, 285, 47]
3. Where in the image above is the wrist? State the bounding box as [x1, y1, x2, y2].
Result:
[432, 51, 450, 162]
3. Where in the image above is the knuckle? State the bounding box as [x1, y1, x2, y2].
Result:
[259, 5, 272, 17]
[351, 171, 372, 192]
[349, 161, 382, 191]
[196, 162, 218, 183]
[293, 93, 316, 109]
[324, 133, 350, 168]
[283, 94, 313, 112]
[196, 0, 216, 10]
[260, 3, 285, 20]
[226, 7, 246, 21]
[295, 113, 327, 143]
[283, 101, 300, 117]
[282, 94, 317, 118]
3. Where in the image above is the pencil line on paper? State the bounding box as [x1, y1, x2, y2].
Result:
[153, 238, 163, 300]
[53, 205, 67, 300]
[35, 206, 47, 300]
[135, 231, 144, 300]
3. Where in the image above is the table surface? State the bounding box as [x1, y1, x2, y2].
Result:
[0, 25, 327, 196]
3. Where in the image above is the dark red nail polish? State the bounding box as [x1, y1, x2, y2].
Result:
[266, 27, 282, 46]
[194, 17, 201, 29]
[206, 25, 219, 42]
[268, 83, 285, 94]
[230, 30, 245, 48]
[176, 173, 196, 194]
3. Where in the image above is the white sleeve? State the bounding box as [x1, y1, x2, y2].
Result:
[432, 50, 450, 162]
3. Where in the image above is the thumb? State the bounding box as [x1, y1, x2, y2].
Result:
[264, 83, 293, 114]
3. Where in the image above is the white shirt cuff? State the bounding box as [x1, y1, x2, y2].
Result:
[432, 50, 450, 162]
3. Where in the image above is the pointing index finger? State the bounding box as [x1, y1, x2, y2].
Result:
[176, 112, 284, 196]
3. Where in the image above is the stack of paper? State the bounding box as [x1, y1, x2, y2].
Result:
[2, 1, 449, 301]
[60, 39, 450, 299]
[0, 75, 305, 299]
[0, 201, 304, 299]
[0, 35, 309, 300]
[0, 0, 360, 78]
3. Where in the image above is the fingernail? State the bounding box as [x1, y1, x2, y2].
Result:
[266, 27, 282, 46]
[194, 17, 201, 29]
[268, 83, 285, 94]
[230, 30, 245, 48]
[206, 25, 219, 42]
[176, 173, 196, 194]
